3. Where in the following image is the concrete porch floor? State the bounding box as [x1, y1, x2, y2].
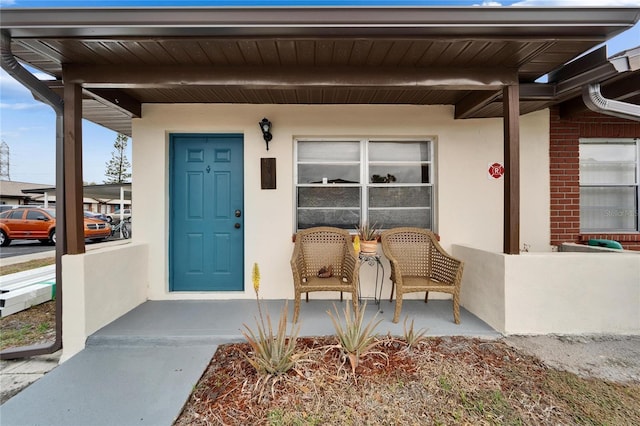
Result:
[1, 299, 498, 426]
[89, 298, 499, 346]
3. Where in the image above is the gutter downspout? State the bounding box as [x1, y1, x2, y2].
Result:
[0, 31, 65, 360]
[583, 47, 640, 122]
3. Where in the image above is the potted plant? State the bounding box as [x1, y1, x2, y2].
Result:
[356, 222, 380, 254]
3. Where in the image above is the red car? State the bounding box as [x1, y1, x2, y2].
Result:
[0, 207, 111, 247]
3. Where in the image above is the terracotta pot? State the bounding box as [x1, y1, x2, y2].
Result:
[360, 240, 377, 254]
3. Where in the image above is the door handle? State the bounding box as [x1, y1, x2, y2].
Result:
[235, 209, 242, 217]
[234, 223, 241, 229]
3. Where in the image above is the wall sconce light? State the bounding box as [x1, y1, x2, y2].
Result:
[259, 117, 272, 150]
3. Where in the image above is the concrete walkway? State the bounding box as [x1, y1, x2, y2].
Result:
[0, 299, 498, 426]
[0, 350, 61, 405]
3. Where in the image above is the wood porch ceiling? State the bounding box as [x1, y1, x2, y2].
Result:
[3, 6, 639, 136]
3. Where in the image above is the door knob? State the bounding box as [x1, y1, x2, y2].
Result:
[234, 223, 241, 229]
[235, 209, 242, 217]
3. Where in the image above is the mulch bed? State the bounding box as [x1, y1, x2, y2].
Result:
[174, 336, 640, 425]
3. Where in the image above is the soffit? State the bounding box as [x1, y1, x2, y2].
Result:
[2, 7, 639, 135]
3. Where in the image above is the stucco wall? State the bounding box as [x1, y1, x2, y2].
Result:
[61, 242, 148, 360]
[504, 252, 640, 334]
[132, 104, 550, 300]
[453, 244, 640, 335]
[452, 245, 506, 332]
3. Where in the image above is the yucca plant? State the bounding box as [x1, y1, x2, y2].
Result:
[241, 263, 301, 375]
[327, 302, 382, 374]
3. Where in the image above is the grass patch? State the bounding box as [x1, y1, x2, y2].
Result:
[0, 257, 56, 350]
[544, 369, 640, 425]
[0, 301, 55, 351]
[0, 257, 55, 276]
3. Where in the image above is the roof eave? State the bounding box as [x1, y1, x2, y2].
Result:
[2, 6, 639, 38]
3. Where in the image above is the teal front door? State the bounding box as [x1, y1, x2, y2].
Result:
[170, 134, 244, 291]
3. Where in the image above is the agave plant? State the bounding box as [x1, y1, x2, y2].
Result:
[327, 302, 382, 374]
[242, 264, 301, 375]
[402, 316, 428, 352]
[241, 301, 301, 375]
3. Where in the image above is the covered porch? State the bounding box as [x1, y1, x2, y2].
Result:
[1, 5, 639, 362]
[58, 238, 640, 359]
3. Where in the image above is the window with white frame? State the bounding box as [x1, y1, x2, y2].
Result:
[579, 138, 640, 232]
[295, 138, 434, 231]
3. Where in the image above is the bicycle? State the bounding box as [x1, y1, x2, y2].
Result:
[110, 218, 131, 239]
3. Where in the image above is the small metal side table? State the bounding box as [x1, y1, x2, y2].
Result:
[358, 252, 385, 306]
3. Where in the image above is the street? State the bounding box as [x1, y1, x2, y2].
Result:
[0, 240, 55, 260]
[0, 238, 115, 260]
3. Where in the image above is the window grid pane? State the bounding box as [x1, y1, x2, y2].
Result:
[298, 141, 360, 162]
[580, 187, 638, 232]
[298, 187, 360, 209]
[369, 208, 432, 229]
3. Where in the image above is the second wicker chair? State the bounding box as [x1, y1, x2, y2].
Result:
[381, 227, 464, 324]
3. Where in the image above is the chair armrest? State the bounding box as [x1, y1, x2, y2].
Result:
[380, 242, 401, 283]
[430, 249, 464, 284]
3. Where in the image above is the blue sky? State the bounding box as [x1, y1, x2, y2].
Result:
[0, 0, 639, 184]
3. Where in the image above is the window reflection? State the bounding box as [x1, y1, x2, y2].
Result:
[370, 165, 430, 184]
[298, 164, 360, 184]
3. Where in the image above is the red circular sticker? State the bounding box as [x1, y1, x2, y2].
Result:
[488, 162, 504, 179]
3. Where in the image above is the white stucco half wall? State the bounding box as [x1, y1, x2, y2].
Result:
[454, 244, 640, 335]
[132, 104, 550, 301]
[61, 242, 148, 360]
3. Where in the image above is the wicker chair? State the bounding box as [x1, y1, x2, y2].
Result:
[381, 227, 464, 324]
[290, 227, 359, 323]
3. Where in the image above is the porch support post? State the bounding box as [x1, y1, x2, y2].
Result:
[63, 80, 85, 254]
[503, 84, 520, 254]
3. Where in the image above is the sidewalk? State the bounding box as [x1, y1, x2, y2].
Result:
[0, 250, 55, 267]
[0, 351, 61, 405]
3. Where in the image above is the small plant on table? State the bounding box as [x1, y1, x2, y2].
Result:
[355, 222, 380, 254]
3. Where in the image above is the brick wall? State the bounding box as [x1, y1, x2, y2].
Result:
[549, 106, 640, 251]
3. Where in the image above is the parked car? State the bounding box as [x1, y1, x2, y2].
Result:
[0, 204, 41, 213]
[0, 207, 111, 246]
[84, 211, 110, 222]
[106, 208, 132, 223]
[0, 205, 23, 213]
